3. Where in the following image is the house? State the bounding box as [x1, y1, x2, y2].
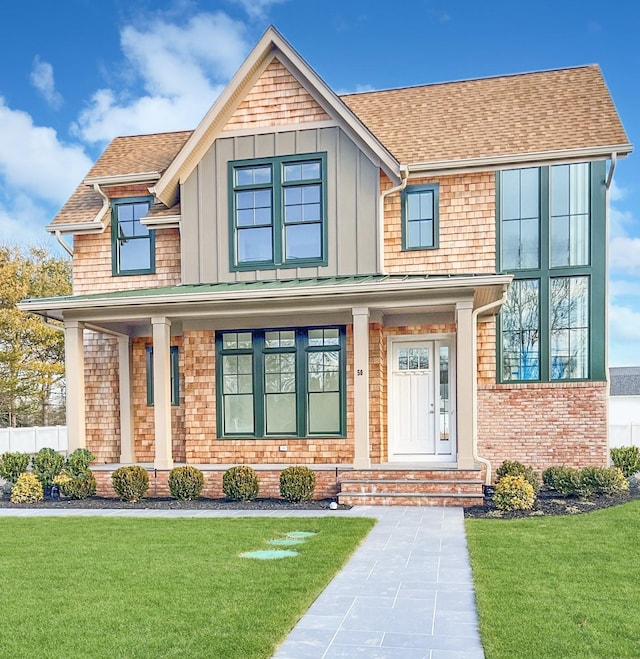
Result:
[20, 28, 631, 505]
[609, 367, 640, 449]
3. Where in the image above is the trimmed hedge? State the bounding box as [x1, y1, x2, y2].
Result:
[279, 466, 316, 503]
[112, 466, 149, 502]
[222, 466, 259, 502]
[0, 452, 30, 484]
[169, 466, 205, 501]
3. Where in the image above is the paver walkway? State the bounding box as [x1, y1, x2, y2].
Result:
[0, 505, 483, 658]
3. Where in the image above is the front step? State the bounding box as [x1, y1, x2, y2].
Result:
[337, 469, 485, 507]
[338, 492, 484, 507]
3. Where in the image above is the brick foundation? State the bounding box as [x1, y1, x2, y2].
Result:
[478, 381, 609, 477]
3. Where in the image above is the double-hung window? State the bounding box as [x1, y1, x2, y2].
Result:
[146, 346, 180, 406]
[498, 162, 605, 382]
[402, 184, 439, 250]
[230, 153, 327, 269]
[112, 197, 154, 275]
[216, 327, 345, 438]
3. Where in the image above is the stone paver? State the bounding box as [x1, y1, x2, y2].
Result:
[0, 505, 484, 658]
[272, 506, 485, 659]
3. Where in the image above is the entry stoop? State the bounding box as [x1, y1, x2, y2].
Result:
[338, 467, 484, 507]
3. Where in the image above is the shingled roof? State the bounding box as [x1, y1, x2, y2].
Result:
[48, 65, 630, 230]
[341, 65, 629, 164]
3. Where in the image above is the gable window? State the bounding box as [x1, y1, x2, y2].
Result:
[229, 153, 327, 270]
[402, 184, 439, 250]
[216, 327, 345, 438]
[498, 162, 605, 382]
[146, 346, 180, 406]
[112, 197, 154, 275]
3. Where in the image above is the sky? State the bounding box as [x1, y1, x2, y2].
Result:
[0, 0, 638, 365]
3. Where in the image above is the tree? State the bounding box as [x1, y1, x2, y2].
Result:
[0, 245, 71, 427]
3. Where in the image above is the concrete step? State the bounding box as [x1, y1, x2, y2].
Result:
[346, 469, 482, 482]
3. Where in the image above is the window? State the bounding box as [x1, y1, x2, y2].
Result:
[229, 154, 327, 270]
[146, 346, 180, 406]
[402, 185, 439, 250]
[497, 162, 606, 382]
[112, 197, 154, 275]
[216, 327, 345, 438]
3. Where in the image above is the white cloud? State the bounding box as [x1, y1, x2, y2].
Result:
[30, 57, 63, 109]
[231, 0, 288, 20]
[72, 12, 250, 143]
[0, 194, 59, 249]
[610, 278, 640, 299]
[610, 179, 628, 203]
[0, 98, 92, 206]
[609, 302, 640, 366]
[610, 236, 640, 275]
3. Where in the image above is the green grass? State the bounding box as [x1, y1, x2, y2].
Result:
[0, 516, 374, 658]
[466, 500, 640, 658]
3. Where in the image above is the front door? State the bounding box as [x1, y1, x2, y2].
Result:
[389, 339, 455, 462]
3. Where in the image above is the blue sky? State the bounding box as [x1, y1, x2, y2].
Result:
[0, 0, 638, 365]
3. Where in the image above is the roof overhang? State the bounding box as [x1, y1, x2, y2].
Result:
[153, 26, 402, 207]
[84, 172, 161, 186]
[404, 144, 633, 177]
[19, 274, 512, 327]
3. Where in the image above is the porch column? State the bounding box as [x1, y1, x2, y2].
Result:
[117, 336, 134, 463]
[151, 316, 173, 470]
[64, 320, 86, 451]
[455, 300, 475, 469]
[352, 307, 371, 469]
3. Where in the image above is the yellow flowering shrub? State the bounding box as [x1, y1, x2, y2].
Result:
[10, 473, 44, 504]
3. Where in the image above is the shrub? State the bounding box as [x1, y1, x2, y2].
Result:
[54, 470, 97, 500]
[493, 475, 535, 511]
[542, 466, 581, 496]
[111, 466, 149, 502]
[169, 466, 205, 501]
[32, 448, 65, 489]
[495, 460, 540, 493]
[610, 446, 640, 478]
[66, 448, 95, 478]
[222, 465, 259, 502]
[578, 466, 629, 498]
[279, 466, 316, 503]
[0, 452, 30, 484]
[10, 473, 44, 504]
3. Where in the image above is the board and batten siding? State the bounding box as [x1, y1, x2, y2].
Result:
[180, 126, 380, 284]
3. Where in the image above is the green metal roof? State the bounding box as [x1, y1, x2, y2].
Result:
[24, 273, 495, 304]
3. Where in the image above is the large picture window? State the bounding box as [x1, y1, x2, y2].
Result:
[216, 327, 345, 438]
[229, 154, 327, 270]
[498, 161, 605, 382]
[112, 197, 154, 275]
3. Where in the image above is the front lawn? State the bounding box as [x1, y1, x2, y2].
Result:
[466, 500, 640, 658]
[0, 517, 374, 658]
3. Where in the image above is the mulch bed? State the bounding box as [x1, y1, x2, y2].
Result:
[0, 496, 349, 511]
[464, 479, 640, 519]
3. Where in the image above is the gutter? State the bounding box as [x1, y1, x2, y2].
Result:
[54, 230, 73, 257]
[378, 166, 408, 274]
[471, 284, 510, 485]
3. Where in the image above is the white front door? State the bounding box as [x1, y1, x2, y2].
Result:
[389, 339, 455, 462]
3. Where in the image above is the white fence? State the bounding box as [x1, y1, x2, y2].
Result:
[609, 424, 640, 449]
[0, 426, 68, 453]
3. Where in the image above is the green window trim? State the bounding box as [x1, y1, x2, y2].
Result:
[401, 184, 439, 251]
[496, 161, 606, 383]
[146, 346, 180, 406]
[215, 327, 346, 439]
[228, 153, 328, 271]
[111, 196, 155, 276]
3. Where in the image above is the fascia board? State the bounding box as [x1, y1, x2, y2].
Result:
[405, 144, 633, 176]
[140, 215, 181, 229]
[45, 221, 106, 235]
[84, 172, 161, 186]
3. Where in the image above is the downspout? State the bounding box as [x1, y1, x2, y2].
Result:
[471, 285, 509, 485]
[604, 152, 617, 396]
[378, 166, 408, 274]
[54, 230, 73, 257]
[605, 152, 617, 190]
